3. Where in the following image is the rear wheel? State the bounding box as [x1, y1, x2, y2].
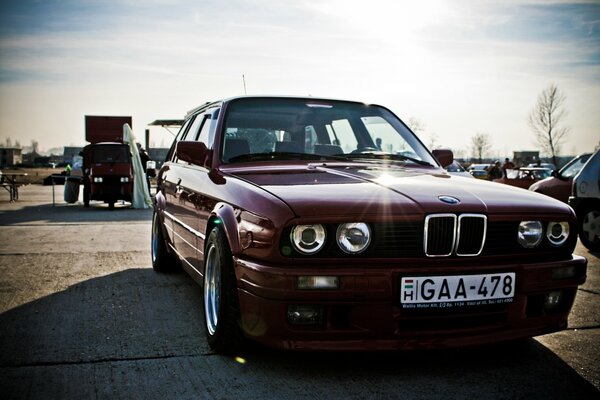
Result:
[579, 206, 600, 252]
[151, 211, 179, 272]
[203, 226, 244, 353]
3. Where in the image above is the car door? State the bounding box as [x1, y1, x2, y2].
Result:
[164, 108, 219, 273]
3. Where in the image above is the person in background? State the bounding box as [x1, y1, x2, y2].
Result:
[136, 143, 151, 191]
[502, 157, 515, 177]
[488, 160, 503, 180]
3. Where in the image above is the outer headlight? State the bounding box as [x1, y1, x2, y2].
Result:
[291, 224, 326, 254]
[337, 223, 371, 254]
[93, 177, 103, 183]
[547, 221, 569, 247]
[120, 176, 130, 183]
[518, 221, 543, 248]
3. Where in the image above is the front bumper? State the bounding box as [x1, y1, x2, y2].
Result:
[234, 255, 587, 351]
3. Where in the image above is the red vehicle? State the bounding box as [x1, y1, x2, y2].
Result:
[152, 96, 587, 352]
[82, 116, 134, 209]
[493, 167, 552, 189]
[529, 153, 592, 203]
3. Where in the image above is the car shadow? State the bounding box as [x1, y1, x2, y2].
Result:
[0, 201, 152, 226]
[1, 268, 598, 399]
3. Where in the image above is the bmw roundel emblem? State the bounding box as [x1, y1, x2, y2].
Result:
[438, 195, 460, 205]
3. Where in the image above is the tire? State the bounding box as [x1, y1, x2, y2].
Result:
[151, 211, 179, 272]
[108, 201, 115, 210]
[578, 206, 600, 252]
[203, 226, 244, 353]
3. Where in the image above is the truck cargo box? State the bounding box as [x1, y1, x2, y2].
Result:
[85, 116, 132, 143]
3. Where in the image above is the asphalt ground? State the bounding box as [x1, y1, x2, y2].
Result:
[0, 184, 598, 399]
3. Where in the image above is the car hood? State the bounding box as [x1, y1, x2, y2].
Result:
[227, 163, 573, 218]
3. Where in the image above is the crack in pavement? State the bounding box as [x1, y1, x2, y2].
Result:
[0, 352, 218, 369]
[567, 325, 600, 331]
[578, 288, 600, 296]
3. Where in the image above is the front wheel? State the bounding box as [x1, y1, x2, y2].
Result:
[203, 226, 244, 353]
[579, 206, 600, 252]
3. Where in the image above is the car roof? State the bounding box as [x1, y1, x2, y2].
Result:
[184, 95, 375, 119]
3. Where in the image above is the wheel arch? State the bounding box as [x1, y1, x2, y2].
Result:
[207, 202, 241, 256]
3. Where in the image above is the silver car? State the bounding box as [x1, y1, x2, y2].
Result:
[569, 149, 600, 251]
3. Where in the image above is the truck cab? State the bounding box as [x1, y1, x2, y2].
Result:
[83, 116, 134, 209]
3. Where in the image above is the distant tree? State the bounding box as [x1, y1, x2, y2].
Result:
[471, 133, 492, 163]
[31, 140, 39, 155]
[406, 117, 426, 134]
[6, 137, 12, 148]
[528, 84, 569, 167]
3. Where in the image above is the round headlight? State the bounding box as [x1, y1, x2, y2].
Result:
[291, 225, 326, 254]
[518, 221, 543, 248]
[547, 221, 569, 247]
[337, 223, 371, 254]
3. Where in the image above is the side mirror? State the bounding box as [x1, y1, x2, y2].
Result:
[176, 141, 212, 168]
[432, 149, 454, 168]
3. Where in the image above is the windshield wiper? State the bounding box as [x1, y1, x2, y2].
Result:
[228, 152, 324, 163]
[342, 152, 433, 167]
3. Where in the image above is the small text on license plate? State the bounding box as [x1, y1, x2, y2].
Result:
[400, 273, 515, 308]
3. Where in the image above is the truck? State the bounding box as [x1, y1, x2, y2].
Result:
[82, 116, 134, 209]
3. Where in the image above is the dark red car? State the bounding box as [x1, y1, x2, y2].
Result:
[152, 96, 587, 352]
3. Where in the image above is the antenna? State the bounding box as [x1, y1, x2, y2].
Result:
[242, 74, 247, 95]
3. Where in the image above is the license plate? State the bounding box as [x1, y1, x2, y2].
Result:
[400, 273, 515, 308]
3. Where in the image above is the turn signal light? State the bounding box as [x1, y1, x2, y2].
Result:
[297, 276, 339, 290]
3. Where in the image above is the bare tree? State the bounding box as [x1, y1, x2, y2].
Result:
[406, 117, 425, 133]
[528, 84, 569, 166]
[471, 133, 492, 163]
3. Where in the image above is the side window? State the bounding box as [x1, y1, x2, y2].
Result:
[197, 115, 212, 145]
[330, 119, 358, 153]
[184, 114, 204, 141]
[166, 117, 194, 161]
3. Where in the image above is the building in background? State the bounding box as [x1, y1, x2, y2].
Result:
[0, 147, 22, 167]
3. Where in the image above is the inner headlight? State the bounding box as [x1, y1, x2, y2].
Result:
[547, 221, 569, 247]
[518, 221, 543, 248]
[337, 223, 371, 254]
[120, 176, 130, 183]
[291, 225, 326, 254]
[93, 177, 103, 183]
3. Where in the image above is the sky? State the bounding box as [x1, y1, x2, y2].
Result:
[0, 0, 598, 159]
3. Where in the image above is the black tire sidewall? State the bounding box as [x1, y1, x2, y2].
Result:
[204, 226, 242, 353]
[579, 206, 600, 252]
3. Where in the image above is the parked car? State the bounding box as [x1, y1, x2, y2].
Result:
[445, 160, 473, 178]
[152, 96, 586, 353]
[529, 153, 592, 203]
[527, 162, 557, 172]
[493, 167, 552, 190]
[467, 163, 490, 179]
[569, 150, 600, 251]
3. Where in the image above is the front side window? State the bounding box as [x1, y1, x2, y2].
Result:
[220, 98, 436, 166]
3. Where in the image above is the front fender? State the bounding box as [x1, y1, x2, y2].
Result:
[210, 202, 242, 255]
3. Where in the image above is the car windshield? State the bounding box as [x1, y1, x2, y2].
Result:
[220, 98, 436, 166]
[560, 154, 591, 178]
[92, 145, 130, 163]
